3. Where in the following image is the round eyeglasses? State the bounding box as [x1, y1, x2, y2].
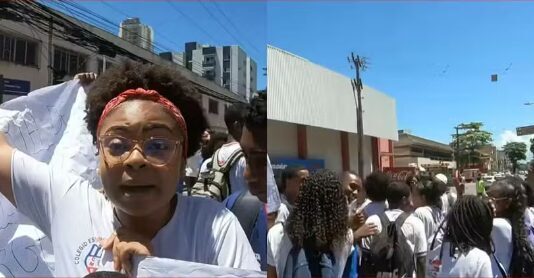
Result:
[99, 135, 182, 166]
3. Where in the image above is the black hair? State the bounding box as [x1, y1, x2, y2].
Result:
[364, 171, 390, 202]
[224, 102, 248, 141]
[386, 182, 411, 207]
[413, 177, 446, 209]
[286, 169, 349, 253]
[523, 181, 534, 207]
[491, 177, 534, 276]
[85, 61, 208, 158]
[244, 93, 266, 150]
[200, 132, 228, 160]
[444, 196, 493, 256]
[280, 165, 307, 194]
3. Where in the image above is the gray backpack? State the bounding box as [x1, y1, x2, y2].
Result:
[188, 147, 243, 202]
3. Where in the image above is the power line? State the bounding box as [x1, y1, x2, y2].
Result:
[166, 1, 220, 45]
[210, 2, 262, 56]
[196, 0, 260, 58]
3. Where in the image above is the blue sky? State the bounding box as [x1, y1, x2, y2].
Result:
[268, 2, 534, 149]
[45, 1, 267, 89]
[46, 1, 534, 150]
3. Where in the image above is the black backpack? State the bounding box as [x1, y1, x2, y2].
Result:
[283, 246, 336, 278]
[360, 212, 415, 278]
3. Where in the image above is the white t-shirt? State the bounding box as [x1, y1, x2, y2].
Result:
[362, 200, 387, 217]
[414, 206, 445, 245]
[441, 191, 457, 216]
[275, 203, 290, 224]
[525, 207, 534, 246]
[491, 218, 512, 276]
[11, 150, 260, 276]
[267, 223, 353, 278]
[185, 150, 203, 178]
[429, 242, 493, 277]
[198, 142, 247, 194]
[362, 209, 427, 258]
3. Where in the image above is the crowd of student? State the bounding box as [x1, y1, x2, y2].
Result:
[266, 166, 534, 277]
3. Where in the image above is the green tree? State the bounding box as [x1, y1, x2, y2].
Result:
[503, 141, 527, 174]
[530, 138, 534, 156]
[451, 122, 493, 169]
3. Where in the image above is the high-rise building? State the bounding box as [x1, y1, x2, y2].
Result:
[119, 18, 154, 52]
[184, 42, 257, 101]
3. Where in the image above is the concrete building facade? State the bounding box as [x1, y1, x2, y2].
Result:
[394, 130, 456, 170]
[267, 45, 397, 177]
[119, 18, 154, 52]
[184, 42, 257, 102]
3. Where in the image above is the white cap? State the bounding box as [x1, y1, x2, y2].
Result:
[267, 155, 281, 214]
[435, 173, 448, 184]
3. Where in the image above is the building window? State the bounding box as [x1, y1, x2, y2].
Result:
[208, 99, 219, 114]
[53, 47, 87, 76]
[97, 59, 114, 75]
[203, 70, 215, 81]
[0, 33, 38, 67]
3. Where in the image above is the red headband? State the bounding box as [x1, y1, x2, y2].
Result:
[97, 88, 188, 159]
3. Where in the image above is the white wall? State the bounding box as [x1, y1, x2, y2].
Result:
[267, 120, 297, 158]
[201, 95, 228, 133]
[307, 126, 342, 172]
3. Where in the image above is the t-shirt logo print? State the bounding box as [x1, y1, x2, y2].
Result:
[84, 244, 103, 273]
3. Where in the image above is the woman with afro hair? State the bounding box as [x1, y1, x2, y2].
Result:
[0, 61, 260, 276]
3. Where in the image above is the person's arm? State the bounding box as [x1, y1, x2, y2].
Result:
[0, 133, 14, 204]
[267, 265, 277, 278]
[416, 255, 426, 278]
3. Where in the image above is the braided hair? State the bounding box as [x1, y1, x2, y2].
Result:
[286, 169, 349, 253]
[491, 177, 534, 276]
[444, 195, 493, 256]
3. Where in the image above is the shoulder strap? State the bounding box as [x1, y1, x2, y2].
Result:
[492, 253, 508, 278]
[430, 219, 447, 250]
[377, 212, 391, 229]
[394, 212, 409, 228]
[225, 191, 241, 210]
[229, 193, 263, 239]
[213, 148, 244, 172]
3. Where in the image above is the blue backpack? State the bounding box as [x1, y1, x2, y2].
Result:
[342, 245, 359, 278]
[225, 191, 267, 271]
[283, 246, 336, 278]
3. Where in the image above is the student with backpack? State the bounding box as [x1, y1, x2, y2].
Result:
[360, 182, 427, 278]
[189, 103, 249, 201]
[428, 196, 494, 277]
[267, 170, 354, 278]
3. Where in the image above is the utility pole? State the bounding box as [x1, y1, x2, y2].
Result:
[349, 53, 367, 177]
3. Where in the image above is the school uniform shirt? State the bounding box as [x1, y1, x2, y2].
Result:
[361, 200, 387, 217]
[414, 206, 445, 246]
[11, 150, 261, 276]
[430, 242, 493, 277]
[275, 203, 290, 225]
[362, 209, 427, 259]
[198, 142, 247, 194]
[185, 149, 202, 178]
[267, 222, 353, 278]
[441, 191, 457, 216]
[524, 207, 534, 246]
[491, 218, 512, 277]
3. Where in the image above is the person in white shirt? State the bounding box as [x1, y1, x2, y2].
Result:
[487, 177, 534, 277]
[267, 170, 354, 278]
[435, 173, 457, 216]
[0, 62, 260, 276]
[412, 178, 447, 245]
[184, 129, 210, 190]
[279, 166, 310, 212]
[361, 171, 390, 217]
[362, 181, 427, 278]
[428, 195, 494, 277]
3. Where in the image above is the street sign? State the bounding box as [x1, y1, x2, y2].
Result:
[516, 125, 534, 136]
[3, 78, 30, 96]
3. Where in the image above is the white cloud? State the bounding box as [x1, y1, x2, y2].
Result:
[496, 130, 534, 161]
